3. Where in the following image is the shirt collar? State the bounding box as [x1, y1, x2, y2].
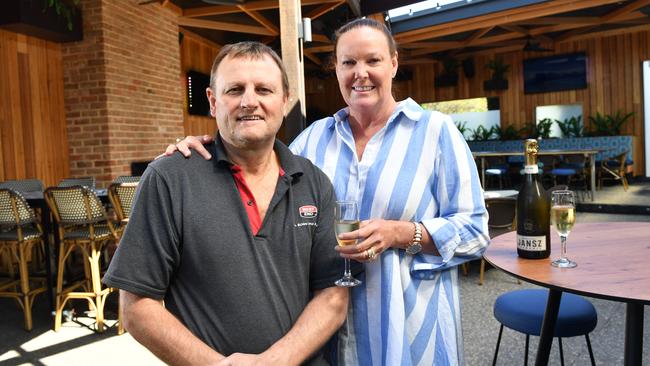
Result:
[212, 134, 303, 179]
[328, 97, 423, 129]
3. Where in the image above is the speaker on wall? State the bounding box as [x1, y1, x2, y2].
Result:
[462, 58, 475, 78]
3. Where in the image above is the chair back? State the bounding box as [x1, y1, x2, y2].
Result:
[0, 189, 38, 226]
[113, 176, 141, 184]
[58, 177, 96, 189]
[607, 151, 628, 172]
[108, 182, 138, 221]
[0, 189, 40, 241]
[485, 197, 516, 238]
[0, 179, 44, 194]
[44, 186, 108, 225]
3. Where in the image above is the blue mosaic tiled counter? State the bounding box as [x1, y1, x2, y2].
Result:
[468, 136, 634, 163]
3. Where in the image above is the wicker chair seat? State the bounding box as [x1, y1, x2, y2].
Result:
[0, 226, 41, 241]
[63, 226, 115, 240]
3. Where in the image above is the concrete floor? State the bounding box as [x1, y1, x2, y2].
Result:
[0, 181, 648, 365]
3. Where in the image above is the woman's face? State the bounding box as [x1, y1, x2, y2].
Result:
[335, 26, 398, 114]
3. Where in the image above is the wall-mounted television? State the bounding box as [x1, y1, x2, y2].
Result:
[186, 70, 211, 116]
[524, 53, 587, 94]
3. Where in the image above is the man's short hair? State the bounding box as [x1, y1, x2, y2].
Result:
[209, 41, 289, 97]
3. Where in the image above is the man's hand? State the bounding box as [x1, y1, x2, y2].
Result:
[162, 134, 214, 160]
[215, 353, 279, 366]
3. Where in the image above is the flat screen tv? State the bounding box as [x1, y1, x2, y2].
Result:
[186, 70, 211, 116]
[524, 53, 587, 94]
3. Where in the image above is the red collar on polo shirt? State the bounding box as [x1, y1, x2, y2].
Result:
[230, 165, 285, 236]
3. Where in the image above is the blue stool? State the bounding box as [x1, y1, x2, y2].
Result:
[492, 289, 597, 366]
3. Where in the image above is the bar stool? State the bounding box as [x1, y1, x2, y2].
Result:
[0, 188, 47, 330]
[44, 186, 118, 332]
[492, 289, 597, 366]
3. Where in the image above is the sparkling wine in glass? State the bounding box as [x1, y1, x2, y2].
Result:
[335, 201, 361, 287]
[550, 190, 577, 268]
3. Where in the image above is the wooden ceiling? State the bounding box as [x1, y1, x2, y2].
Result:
[149, 0, 650, 68]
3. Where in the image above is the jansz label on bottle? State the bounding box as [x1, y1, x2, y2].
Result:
[517, 235, 547, 251]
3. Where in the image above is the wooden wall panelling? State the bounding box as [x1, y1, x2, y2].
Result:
[180, 29, 220, 138]
[305, 29, 650, 175]
[0, 30, 69, 186]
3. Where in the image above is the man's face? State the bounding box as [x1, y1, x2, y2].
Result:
[206, 54, 288, 149]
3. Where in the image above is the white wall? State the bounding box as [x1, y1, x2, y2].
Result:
[535, 104, 583, 138]
[449, 110, 501, 140]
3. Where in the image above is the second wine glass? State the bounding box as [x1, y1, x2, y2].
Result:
[550, 190, 577, 268]
[334, 200, 362, 287]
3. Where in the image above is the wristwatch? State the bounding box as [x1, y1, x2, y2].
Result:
[406, 222, 423, 255]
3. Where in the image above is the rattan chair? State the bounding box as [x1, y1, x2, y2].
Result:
[0, 188, 47, 330]
[598, 151, 629, 191]
[112, 176, 141, 184]
[108, 183, 138, 228]
[58, 177, 96, 189]
[44, 186, 118, 332]
[0, 179, 44, 194]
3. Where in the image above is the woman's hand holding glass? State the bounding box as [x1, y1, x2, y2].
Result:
[336, 219, 430, 261]
[550, 190, 577, 268]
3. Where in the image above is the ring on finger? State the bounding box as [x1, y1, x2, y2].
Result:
[175, 137, 183, 143]
[368, 247, 376, 260]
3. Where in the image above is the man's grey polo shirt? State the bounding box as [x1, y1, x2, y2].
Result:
[104, 137, 355, 362]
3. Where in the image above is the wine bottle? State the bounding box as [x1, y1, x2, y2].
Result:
[516, 139, 551, 259]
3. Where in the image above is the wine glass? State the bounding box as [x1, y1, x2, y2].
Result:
[334, 201, 362, 287]
[550, 190, 577, 268]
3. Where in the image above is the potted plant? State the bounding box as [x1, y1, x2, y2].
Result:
[0, 0, 82, 42]
[555, 116, 584, 138]
[493, 124, 521, 140]
[484, 56, 510, 91]
[521, 118, 553, 139]
[455, 121, 469, 140]
[587, 110, 634, 136]
[435, 58, 459, 87]
[469, 125, 495, 141]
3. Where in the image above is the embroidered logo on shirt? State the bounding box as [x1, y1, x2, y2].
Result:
[299, 205, 318, 218]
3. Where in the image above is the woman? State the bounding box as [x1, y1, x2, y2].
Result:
[167, 18, 488, 365]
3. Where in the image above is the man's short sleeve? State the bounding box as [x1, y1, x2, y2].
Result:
[103, 166, 181, 299]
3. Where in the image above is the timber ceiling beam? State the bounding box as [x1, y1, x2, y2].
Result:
[394, 0, 623, 43]
[306, 1, 346, 20]
[162, 0, 182, 15]
[464, 26, 494, 45]
[518, 16, 600, 25]
[177, 17, 275, 35]
[400, 41, 465, 49]
[557, 22, 650, 44]
[601, 0, 650, 22]
[311, 34, 331, 43]
[304, 51, 322, 66]
[305, 44, 335, 53]
[183, 0, 343, 17]
[238, 7, 280, 35]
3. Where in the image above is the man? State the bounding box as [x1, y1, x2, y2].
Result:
[104, 42, 354, 366]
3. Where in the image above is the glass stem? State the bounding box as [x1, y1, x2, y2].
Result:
[344, 258, 352, 278]
[560, 235, 568, 260]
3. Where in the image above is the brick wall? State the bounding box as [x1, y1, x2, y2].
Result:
[63, 0, 184, 187]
